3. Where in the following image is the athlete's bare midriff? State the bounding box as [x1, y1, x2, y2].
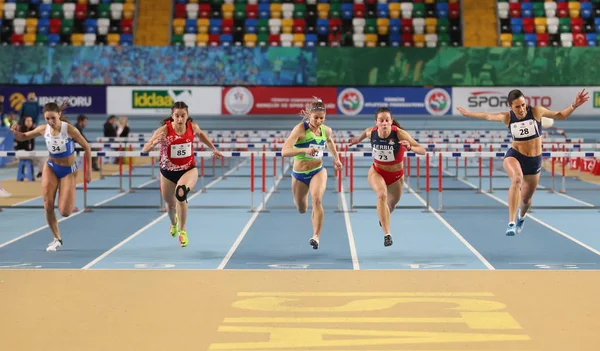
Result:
[511, 134, 542, 156]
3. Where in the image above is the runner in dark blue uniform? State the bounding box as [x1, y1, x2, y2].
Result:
[457, 89, 589, 236]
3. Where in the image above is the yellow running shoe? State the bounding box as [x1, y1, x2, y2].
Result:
[170, 214, 178, 237]
[179, 230, 188, 247]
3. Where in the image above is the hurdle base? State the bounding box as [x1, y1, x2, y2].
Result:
[129, 189, 137, 193]
[84, 208, 93, 213]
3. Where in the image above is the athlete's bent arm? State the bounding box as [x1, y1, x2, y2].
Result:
[397, 129, 426, 155]
[348, 127, 372, 146]
[141, 126, 167, 153]
[192, 123, 223, 158]
[68, 125, 92, 182]
[325, 126, 342, 170]
[281, 124, 317, 157]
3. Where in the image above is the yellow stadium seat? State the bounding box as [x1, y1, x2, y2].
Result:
[26, 18, 38, 34]
[413, 33, 425, 47]
[222, 3, 233, 19]
[173, 18, 185, 35]
[188, 0, 197, 3]
[77, 0, 87, 4]
[317, 3, 330, 19]
[425, 17, 437, 34]
[500, 33, 512, 47]
[123, 3, 135, 19]
[281, 18, 293, 34]
[0, 4, 3, 13]
[377, 18, 389, 35]
[71, 33, 84, 46]
[244, 33, 257, 47]
[389, 3, 401, 19]
[270, 3, 282, 18]
[24, 33, 36, 46]
[197, 18, 209, 34]
[534, 17, 547, 33]
[108, 33, 120, 46]
[425, 0, 435, 3]
[196, 33, 208, 46]
[293, 33, 305, 47]
[365, 33, 378, 47]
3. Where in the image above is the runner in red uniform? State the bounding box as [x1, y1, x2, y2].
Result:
[142, 101, 223, 247]
[349, 107, 425, 247]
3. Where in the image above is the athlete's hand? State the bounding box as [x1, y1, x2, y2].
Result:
[85, 169, 92, 183]
[212, 149, 224, 159]
[456, 106, 470, 116]
[152, 132, 166, 146]
[334, 158, 343, 170]
[10, 123, 19, 134]
[304, 147, 320, 157]
[572, 88, 590, 108]
[400, 140, 412, 151]
[348, 137, 361, 146]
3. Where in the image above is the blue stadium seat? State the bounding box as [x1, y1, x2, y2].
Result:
[38, 18, 49, 34]
[436, 3, 449, 18]
[520, 3, 533, 18]
[377, 4, 389, 18]
[245, 19, 257, 34]
[524, 33, 537, 47]
[586, 33, 597, 46]
[85, 19, 97, 34]
[210, 19, 222, 34]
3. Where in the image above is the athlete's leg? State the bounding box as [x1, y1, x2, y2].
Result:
[308, 168, 327, 246]
[175, 168, 198, 233]
[57, 170, 78, 218]
[386, 176, 404, 214]
[503, 157, 524, 223]
[42, 162, 61, 245]
[368, 166, 393, 246]
[291, 175, 310, 214]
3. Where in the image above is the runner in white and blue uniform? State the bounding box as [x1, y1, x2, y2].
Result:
[11, 101, 93, 251]
[456, 89, 589, 236]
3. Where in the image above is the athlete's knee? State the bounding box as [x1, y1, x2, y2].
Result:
[297, 203, 308, 214]
[510, 175, 523, 187]
[43, 198, 54, 213]
[311, 196, 323, 208]
[59, 209, 72, 218]
[376, 190, 388, 201]
[175, 184, 191, 203]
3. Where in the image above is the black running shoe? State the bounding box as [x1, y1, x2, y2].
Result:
[384, 234, 393, 247]
[309, 238, 319, 250]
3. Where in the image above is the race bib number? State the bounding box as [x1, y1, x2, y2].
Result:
[46, 138, 67, 154]
[306, 144, 325, 159]
[170, 143, 192, 159]
[373, 148, 395, 162]
[511, 120, 537, 139]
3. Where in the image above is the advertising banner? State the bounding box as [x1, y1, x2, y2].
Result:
[106, 86, 222, 115]
[222, 87, 337, 115]
[452, 87, 599, 116]
[0, 127, 14, 167]
[336, 87, 452, 116]
[0, 86, 107, 115]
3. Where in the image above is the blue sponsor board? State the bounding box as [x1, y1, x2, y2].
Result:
[0, 86, 107, 115]
[0, 127, 14, 167]
[336, 87, 452, 116]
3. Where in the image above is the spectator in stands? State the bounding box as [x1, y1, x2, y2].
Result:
[103, 115, 117, 137]
[75, 114, 100, 171]
[15, 115, 46, 178]
[103, 115, 118, 164]
[2, 111, 17, 128]
[116, 116, 130, 138]
[20, 92, 41, 126]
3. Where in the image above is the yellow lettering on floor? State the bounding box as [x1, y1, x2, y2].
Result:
[223, 312, 522, 329]
[208, 326, 530, 350]
[233, 297, 507, 312]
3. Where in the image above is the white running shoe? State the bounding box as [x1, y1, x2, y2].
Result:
[46, 238, 62, 252]
[0, 188, 11, 198]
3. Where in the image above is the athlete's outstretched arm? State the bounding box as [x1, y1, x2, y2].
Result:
[456, 107, 509, 123]
[11, 124, 44, 141]
[325, 126, 342, 170]
[535, 89, 590, 120]
[397, 129, 426, 155]
[348, 127, 372, 146]
[192, 123, 223, 158]
[141, 125, 167, 153]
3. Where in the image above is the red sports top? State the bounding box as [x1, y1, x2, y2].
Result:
[371, 125, 405, 165]
[159, 120, 196, 171]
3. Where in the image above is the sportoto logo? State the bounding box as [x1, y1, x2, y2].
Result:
[338, 88, 364, 116]
[425, 88, 451, 115]
[224, 87, 253, 115]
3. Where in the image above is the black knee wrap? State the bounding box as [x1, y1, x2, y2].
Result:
[175, 185, 191, 203]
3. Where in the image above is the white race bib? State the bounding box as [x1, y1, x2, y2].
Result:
[170, 143, 192, 159]
[306, 144, 325, 159]
[373, 147, 395, 162]
[46, 138, 67, 154]
[511, 120, 537, 139]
